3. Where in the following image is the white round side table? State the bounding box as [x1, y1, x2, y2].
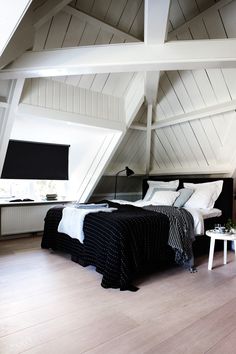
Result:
[206, 230, 236, 270]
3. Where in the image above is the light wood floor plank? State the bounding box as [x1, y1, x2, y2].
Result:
[1, 236, 236, 354]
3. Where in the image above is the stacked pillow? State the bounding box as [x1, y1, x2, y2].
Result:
[143, 180, 179, 201]
[183, 180, 223, 209]
[143, 180, 180, 206]
[150, 190, 180, 206]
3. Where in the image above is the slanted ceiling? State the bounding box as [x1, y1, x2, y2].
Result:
[0, 0, 236, 201]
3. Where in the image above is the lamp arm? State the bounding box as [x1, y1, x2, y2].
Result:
[114, 169, 126, 199]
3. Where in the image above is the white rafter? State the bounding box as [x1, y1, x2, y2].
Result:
[1, 38, 236, 79]
[152, 99, 236, 129]
[144, 0, 170, 105]
[144, 0, 170, 174]
[130, 99, 236, 131]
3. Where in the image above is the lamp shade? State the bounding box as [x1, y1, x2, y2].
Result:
[125, 166, 134, 177]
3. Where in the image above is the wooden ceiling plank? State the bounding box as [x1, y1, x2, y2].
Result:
[64, 6, 139, 43]
[34, 0, 73, 30]
[168, 0, 233, 40]
[0, 0, 32, 56]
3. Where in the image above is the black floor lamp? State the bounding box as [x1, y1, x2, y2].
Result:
[114, 166, 134, 199]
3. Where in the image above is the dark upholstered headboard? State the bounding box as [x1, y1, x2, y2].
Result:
[142, 176, 233, 227]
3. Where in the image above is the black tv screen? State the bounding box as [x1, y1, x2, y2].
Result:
[1, 140, 69, 180]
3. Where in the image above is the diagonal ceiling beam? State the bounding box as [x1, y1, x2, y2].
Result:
[1, 38, 236, 79]
[130, 98, 236, 131]
[152, 99, 236, 129]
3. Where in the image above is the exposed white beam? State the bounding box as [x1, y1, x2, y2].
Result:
[144, 0, 170, 105]
[144, 0, 171, 176]
[79, 132, 124, 202]
[168, 0, 232, 40]
[64, 6, 139, 43]
[145, 104, 153, 174]
[130, 123, 147, 131]
[152, 99, 236, 129]
[145, 72, 160, 106]
[0, 79, 25, 175]
[104, 166, 231, 176]
[17, 103, 126, 132]
[131, 99, 236, 131]
[2, 39, 236, 79]
[144, 0, 170, 44]
[148, 166, 232, 175]
[33, 0, 73, 29]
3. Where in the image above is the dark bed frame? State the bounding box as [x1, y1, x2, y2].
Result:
[143, 176, 234, 256]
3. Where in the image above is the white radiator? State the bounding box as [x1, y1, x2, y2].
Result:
[1, 204, 57, 236]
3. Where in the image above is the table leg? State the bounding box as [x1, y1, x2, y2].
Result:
[223, 240, 227, 265]
[208, 237, 215, 270]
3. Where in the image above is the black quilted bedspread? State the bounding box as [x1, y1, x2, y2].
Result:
[41, 201, 170, 290]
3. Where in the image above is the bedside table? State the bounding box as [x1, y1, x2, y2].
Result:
[206, 230, 236, 270]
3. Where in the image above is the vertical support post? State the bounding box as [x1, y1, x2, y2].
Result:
[145, 103, 152, 175]
[0, 78, 25, 175]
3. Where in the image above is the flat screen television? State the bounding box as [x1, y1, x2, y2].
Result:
[1, 140, 70, 180]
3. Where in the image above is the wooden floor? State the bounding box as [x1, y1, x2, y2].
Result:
[1, 237, 236, 354]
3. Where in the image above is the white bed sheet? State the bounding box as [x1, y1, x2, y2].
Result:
[111, 199, 222, 235]
[184, 207, 222, 235]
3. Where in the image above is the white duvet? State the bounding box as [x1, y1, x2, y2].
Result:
[58, 206, 117, 243]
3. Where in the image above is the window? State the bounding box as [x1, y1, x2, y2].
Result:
[0, 179, 68, 200]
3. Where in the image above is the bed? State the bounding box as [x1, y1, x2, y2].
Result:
[41, 177, 233, 290]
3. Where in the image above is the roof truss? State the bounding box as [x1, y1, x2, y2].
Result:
[1, 38, 236, 80]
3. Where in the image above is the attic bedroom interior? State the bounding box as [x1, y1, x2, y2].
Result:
[1, 0, 236, 353]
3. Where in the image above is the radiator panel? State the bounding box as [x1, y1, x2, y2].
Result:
[1, 204, 58, 235]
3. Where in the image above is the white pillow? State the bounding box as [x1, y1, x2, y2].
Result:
[143, 180, 179, 201]
[183, 180, 223, 209]
[150, 190, 180, 206]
